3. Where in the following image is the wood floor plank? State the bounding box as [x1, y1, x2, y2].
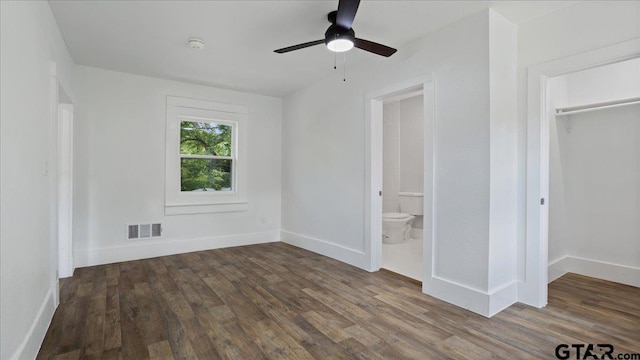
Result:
[52, 350, 80, 360]
[246, 319, 315, 360]
[220, 321, 266, 360]
[119, 281, 151, 359]
[38, 243, 640, 359]
[147, 341, 174, 360]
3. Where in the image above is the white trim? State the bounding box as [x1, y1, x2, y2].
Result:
[164, 202, 248, 215]
[167, 96, 247, 114]
[421, 80, 436, 299]
[523, 38, 640, 307]
[8, 286, 56, 360]
[180, 154, 233, 160]
[364, 95, 383, 271]
[49, 61, 75, 104]
[74, 230, 279, 267]
[488, 281, 519, 317]
[425, 276, 518, 317]
[549, 256, 640, 287]
[165, 96, 248, 213]
[383, 89, 424, 104]
[49, 63, 60, 306]
[280, 230, 368, 270]
[548, 256, 570, 283]
[57, 104, 74, 278]
[427, 276, 488, 315]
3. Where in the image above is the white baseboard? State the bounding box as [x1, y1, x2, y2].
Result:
[487, 281, 519, 316]
[74, 230, 280, 267]
[280, 230, 367, 270]
[548, 256, 570, 283]
[549, 256, 640, 287]
[9, 286, 56, 360]
[423, 276, 518, 317]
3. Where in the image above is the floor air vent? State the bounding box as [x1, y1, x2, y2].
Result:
[127, 223, 162, 240]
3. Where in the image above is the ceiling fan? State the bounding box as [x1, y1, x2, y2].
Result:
[274, 0, 397, 57]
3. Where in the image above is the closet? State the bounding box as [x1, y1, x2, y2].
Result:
[548, 58, 640, 287]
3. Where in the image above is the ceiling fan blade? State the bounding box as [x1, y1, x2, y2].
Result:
[354, 38, 397, 57]
[336, 0, 360, 29]
[274, 40, 324, 54]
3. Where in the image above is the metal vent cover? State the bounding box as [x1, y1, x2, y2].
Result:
[127, 225, 139, 239]
[127, 223, 162, 240]
[152, 223, 162, 237]
[139, 224, 151, 238]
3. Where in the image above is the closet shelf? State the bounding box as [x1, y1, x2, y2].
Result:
[556, 96, 640, 117]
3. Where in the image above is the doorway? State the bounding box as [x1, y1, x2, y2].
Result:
[380, 90, 425, 281]
[366, 77, 435, 287]
[57, 92, 74, 279]
[524, 39, 640, 307]
[547, 59, 640, 287]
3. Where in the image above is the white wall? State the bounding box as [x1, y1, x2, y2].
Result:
[517, 0, 640, 288]
[548, 60, 640, 286]
[567, 58, 640, 106]
[283, 9, 488, 277]
[398, 96, 425, 197]
[0, 1, 75, 359]
[382, 95, 424, 229]
[282, 10, 519, 316]
[383, 102, 401, 213]
[73, 66, 282, 266]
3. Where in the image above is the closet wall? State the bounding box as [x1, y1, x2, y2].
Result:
[549, 58, 640, 287]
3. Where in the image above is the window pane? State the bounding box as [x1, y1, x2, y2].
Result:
[180, 121, 232, 156]
[181, 158, 232, 191]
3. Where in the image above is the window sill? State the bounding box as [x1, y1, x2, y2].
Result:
[165, 202, 248, 215]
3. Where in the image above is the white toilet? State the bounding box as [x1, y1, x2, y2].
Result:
[383, 192, 423, 244]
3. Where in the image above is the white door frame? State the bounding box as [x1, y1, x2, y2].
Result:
[523, 39, 640, 307]
[57, 103, 74, 279]
[365, 76, 435, 287]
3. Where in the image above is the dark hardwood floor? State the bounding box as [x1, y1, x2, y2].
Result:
[38, 242, 640, 359]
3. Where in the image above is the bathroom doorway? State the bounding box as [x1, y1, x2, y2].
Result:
[380, 91, 425, 281]
[366, 77, 434, 285]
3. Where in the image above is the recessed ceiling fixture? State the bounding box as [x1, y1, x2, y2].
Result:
[274, 0, 396, 57]
[188, 38, 205, 50]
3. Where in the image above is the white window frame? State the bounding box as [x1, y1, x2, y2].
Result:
[165, 96, 248, 215]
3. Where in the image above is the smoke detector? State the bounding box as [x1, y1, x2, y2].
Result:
[188, 38, 205, 50]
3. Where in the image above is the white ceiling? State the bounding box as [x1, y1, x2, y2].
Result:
[49, 0, 579, 97]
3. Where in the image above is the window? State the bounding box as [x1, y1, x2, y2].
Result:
[180, 121, 234, 192]
[165, 96, 247, 215]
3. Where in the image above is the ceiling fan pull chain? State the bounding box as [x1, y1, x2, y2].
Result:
[343, 53, 347, 82]
[334, 53, 337, 70]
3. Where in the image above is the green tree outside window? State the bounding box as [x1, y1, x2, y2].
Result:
[180, 121, 233, 191]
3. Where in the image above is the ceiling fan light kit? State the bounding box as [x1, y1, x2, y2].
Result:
[274, 0, 396, 57]
[325, 25, 355, 52]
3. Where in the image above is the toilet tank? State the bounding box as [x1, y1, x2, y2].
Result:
[399, 192, 424, 215]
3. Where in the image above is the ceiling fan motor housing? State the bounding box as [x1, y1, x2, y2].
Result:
[324, 24, 355, 47]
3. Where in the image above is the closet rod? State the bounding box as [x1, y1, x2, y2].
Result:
[556, 96, 640, 117]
